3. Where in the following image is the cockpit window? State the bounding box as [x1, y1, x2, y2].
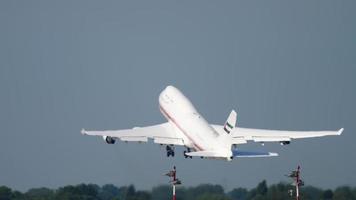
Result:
[193, 112, 201, 118]
[164, 94, 174, 103]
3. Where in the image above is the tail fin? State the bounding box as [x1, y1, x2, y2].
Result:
[223, 110, 237, 134]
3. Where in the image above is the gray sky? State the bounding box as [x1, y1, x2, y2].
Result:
[0, 0, 355, 192]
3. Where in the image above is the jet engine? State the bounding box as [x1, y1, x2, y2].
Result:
[280, 141, 290, 145]
[103, 136, 116, 144]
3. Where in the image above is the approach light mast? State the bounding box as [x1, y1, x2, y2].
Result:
[287, 165, 304, 200]
[165, 166, 182, 200]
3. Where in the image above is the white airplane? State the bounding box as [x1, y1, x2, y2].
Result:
[81, 85, 343, 161]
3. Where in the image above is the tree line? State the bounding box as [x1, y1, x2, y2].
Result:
[1, 181, 356, 200]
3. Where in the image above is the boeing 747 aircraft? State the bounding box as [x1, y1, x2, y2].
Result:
[82, 86, 343, 161]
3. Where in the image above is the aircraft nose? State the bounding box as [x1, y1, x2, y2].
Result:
[159, 86, 176, 104]
[164, 85, 180, 95]
[165, 85, 177, 91]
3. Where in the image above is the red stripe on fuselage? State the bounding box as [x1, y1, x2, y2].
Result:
[159, 105, 204, 151]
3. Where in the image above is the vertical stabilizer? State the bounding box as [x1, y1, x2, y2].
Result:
[223, 110, 237, 134]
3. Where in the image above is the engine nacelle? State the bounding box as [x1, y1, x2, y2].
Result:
[280, 141, 290, 145]
[103, 136, 116, 144]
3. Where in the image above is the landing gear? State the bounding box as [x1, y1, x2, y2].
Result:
[183, 148, 193, 159]
[166, 145, 175, 157]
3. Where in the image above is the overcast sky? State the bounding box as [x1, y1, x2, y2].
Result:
[0, 0, 355, 192]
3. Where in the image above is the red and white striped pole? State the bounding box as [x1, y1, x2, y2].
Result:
[173, 184, 176, 200]
[287, 165, 303, 200]
[172, 166, 177, 200]
[165, 166, 181, 200]
[296, 165, 300, 200]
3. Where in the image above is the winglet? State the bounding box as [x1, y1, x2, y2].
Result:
[337, 128, 344, 135]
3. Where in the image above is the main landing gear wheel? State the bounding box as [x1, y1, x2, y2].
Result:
[183, 148, 193, 159]
[166, 145, 175, 157]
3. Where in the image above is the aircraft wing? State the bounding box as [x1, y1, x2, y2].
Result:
[81, 122, 185, 146]
[212, 125, 343, 144]
[230, 127, 343, 143]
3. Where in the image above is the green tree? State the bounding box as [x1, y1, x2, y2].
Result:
[246, 180, 268, 200]
[256, 180, 267, 196]
[352, 187, 356, 200]
[332, 186, 355, 200]
[125, 185, 137, 200]
[265, 183, 292, 200]
[196, 193, 230, 200]
[54, 184, 99, 200]
[26, 187, 54, 200]
[134, 191, 151, 200]
[187, 184, 225, 200]
[1, 182, 356, 200]
[300, 186, 323, 200]
[0, 186, 12, 200]
[151, 185, 171, 200]
[228, 188, 248, 200]
[321, 189, 333, 200]
[99, 184, 120, 200]
[12, 190, 25, 200]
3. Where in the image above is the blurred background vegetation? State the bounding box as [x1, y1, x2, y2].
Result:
[1, 181, 355, 200]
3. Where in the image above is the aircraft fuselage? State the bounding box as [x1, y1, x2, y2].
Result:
[158, 86, 233, 159]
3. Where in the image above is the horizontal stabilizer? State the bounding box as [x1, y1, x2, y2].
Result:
[186, 151, 224, 158]
[232, 149, 278, 157]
